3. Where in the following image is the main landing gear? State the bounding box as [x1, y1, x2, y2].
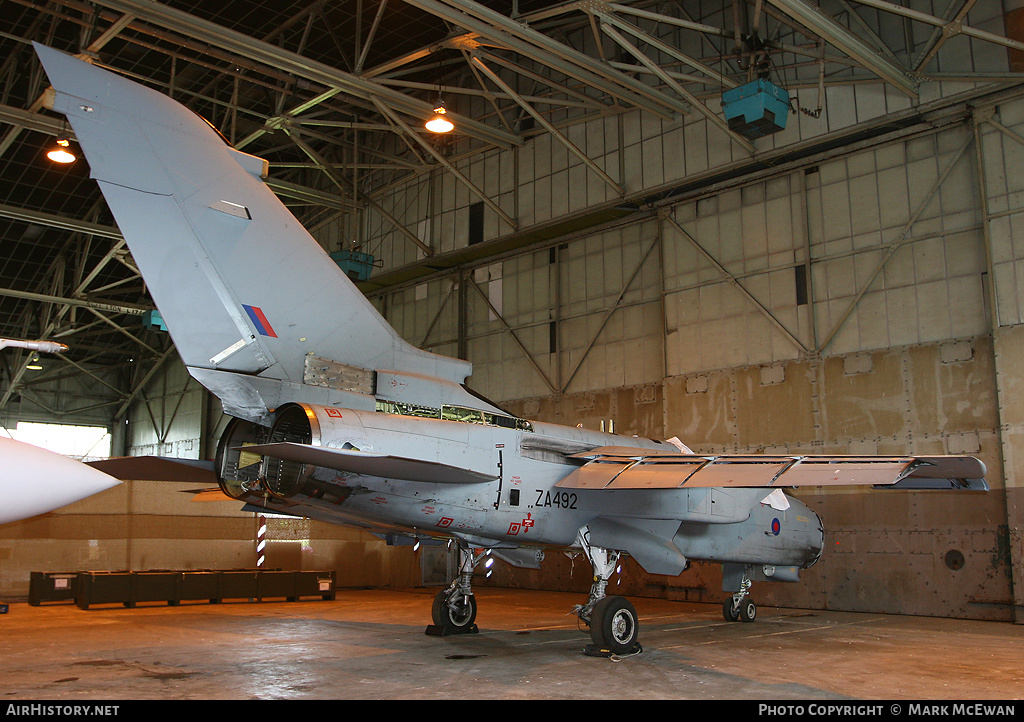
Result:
[572, 530, 641, 657]
[722, 566, 757, 623]
[425, 543, 486, 636]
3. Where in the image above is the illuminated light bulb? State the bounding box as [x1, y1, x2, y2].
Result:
[425, 104, 454, 134]
[47, 137, 76, 164]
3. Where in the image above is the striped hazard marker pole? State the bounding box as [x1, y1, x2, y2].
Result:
[256, 514, 267, 568]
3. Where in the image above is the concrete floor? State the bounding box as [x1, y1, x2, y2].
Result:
[1, 587, 1022, 700]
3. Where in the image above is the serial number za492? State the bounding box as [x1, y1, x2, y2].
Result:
[535, 489, 577, 509]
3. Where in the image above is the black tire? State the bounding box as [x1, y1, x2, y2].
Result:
[589, 597, 608, 647]
[723, 597, 740, 622]
[590, 596, 639, 654]
[432, 589, 477, 631]
[738, 598, 757, 623]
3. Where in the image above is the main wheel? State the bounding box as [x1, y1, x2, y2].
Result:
[723, 597, 740, 622]
[738, 598, 757, 623]
[432, 589, 478, 631]
[590, 596, 639, 654]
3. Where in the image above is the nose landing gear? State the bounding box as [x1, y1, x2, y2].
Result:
[573, 528, 641, 656]
[722, 565, 757, 623]
[426, 543, 486, 636]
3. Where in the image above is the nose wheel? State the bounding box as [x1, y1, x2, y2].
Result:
[431, 589, 478, 633]
[425, 543, 484, 636]
[722, 566, 757, 623]
[723, 596, 757, 623]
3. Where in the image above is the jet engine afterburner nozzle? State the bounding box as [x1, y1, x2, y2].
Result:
[215, 417, 269, 500]
[262, 404, 317, 497]
[216, 403, 368, 503]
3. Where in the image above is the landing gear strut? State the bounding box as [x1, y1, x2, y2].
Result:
[573, 529, 641, 656]
[722, 565, 757, 623]
[426, 543, 485, 636]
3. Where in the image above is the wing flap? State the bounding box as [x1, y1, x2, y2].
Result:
[566, 458, 635, 488]
[557, 449, 988, 490]
[767, 457, 915, 487]
[243, 442, 497, 484]
[606, 458, 707, 489]
[908, 455, 987, 480]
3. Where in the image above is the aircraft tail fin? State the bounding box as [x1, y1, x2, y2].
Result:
[34, 44, 470, 410]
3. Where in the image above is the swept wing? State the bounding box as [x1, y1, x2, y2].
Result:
[558, 446, 987, 491]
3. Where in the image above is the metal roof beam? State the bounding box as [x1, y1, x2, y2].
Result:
[0, 202, 122, 241]
[87, 0, 521, 148]
[604, 2, 730, 37]
[912, 0, 980, 73]
[0, 102, 72, 137]
[284, 127, 434, 257]
[355, 0, 390, 74]
[378, 78, 604, 109]
[469, 55, 624, 196]
[766, 0, 919, 97]
[474, 50, 611, 111]
[851, 0, 1024, 53]
[0, 287, 151, 316]
[371, 97, 519, 231]
[264, 178, 360, 213]
[403, 0, 682, 118]
[594, 15, 755, 154]
[596, 8, 737, 89]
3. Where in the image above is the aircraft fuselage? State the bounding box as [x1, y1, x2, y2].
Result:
[220, 403, 825, 574]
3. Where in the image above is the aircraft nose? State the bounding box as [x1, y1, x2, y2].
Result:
[0, 437, 121, 525]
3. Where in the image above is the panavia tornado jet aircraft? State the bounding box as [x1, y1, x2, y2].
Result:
[26, 43, 987, 655]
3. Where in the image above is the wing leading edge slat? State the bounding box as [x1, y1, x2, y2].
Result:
[558, 447, 987, 491]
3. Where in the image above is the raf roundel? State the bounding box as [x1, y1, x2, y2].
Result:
[771, 518, 781, 536]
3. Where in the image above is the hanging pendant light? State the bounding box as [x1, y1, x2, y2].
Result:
[425, 57, 454, 134]
[425, 98, 454, 134]
[47, 120, 76, 164]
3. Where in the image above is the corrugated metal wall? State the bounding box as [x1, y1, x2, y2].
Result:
[372, 93, 1022, 401]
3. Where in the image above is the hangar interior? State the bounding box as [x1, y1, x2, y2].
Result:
[0, 0, 1022, 630]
